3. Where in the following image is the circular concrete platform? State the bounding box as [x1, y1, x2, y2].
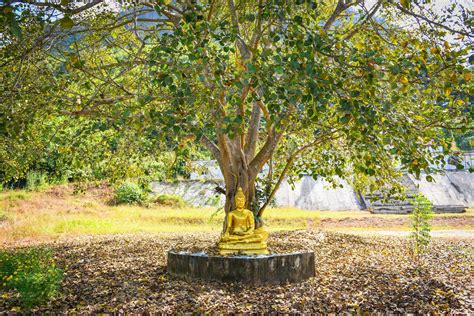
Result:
[167, 251, 315, 284]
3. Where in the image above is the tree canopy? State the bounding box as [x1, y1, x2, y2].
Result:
[1, 0, 472, 217]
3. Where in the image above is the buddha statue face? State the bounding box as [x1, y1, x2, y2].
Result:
[235, 187, 246, 209]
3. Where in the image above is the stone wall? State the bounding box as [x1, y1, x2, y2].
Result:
[150, 180, 225, 207]
[274, 176, 361, 211]
[150, 171, 474, 212]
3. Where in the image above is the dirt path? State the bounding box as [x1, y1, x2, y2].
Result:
[321, 216, 474, 229]
[347, 229, 474, 239]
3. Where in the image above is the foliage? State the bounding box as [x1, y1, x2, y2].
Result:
[25, 171, 48, 192]
[0, 247, 63, 308]
[0, 0, 472, 217]
[114, 182, 147, 205]
[205, 194, 222, 208]
[152, 194, 187, 208]
[0, 111, 182, 188]
[409, 193, 433, 259]
[454, 130, 474, 151]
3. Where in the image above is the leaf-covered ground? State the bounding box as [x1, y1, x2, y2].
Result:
[1, 231, 472, 313]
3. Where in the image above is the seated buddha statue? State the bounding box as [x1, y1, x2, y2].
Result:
[218, 187, 269, 255]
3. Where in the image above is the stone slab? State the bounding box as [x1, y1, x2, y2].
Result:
[167, 251, 315, 284]
[369, 204, 466, 214]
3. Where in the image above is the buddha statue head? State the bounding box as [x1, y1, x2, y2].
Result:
[235, 187, 246, 209]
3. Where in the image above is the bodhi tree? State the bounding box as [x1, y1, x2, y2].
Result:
[1, 0, 472, 226]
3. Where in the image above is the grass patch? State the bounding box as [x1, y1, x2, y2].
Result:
[0, 191, 31, 202]
[0, 186, 472, 244]
[152, 194, 187, 208]
[0, 210, 7, 222]
[25, 171, 49, 192]
[0, 247, 63, 308]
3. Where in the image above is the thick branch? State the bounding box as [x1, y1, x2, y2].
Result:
[251, 88, 271, 135]
[200, 135, 221, 161]
[244, 103, 261, 161]
[227, 0, 241, 35]
[9, 0, 105, 15]
[249, 130, 283, 177]
[324, 0, 362, 31]
[69, 0, 104, 15]
[249, 0, 264, 50]
[258, 130, 343, 217]
[227, 0, 251, 60]
[161, 9, 181, 27]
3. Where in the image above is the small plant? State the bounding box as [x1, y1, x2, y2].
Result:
[209, 206, 224, 223]
[0, 247, 63, 308]
[114, 182, 147, 205]
[152, 194, 186, 208]
[409, 193, 433, 262]
[0, 210, 8, 222]
[206, 194, 222, 207]
[25, 171, 48, 191]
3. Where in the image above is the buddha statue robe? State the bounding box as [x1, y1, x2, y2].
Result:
[218, 188, 269, 255]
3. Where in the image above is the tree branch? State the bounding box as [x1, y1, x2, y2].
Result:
[248, 129, 284, 178]
[227, 0, 251, 60]
[244, 103, 261, 161]
[344, 1, 382, 40]
[392, 1, 472, 37]
[324, 0, 362, 31]
[249, 0, 264, 50]
[257, 130, 343, 217]
[200, 135, 221, 161]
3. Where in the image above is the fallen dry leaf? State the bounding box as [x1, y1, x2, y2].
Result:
[0, 231, 472, 313]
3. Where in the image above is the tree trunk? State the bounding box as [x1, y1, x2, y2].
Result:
[213, 133, 262, 231]
[221, 156, 256, 214]
[200, 103, 281, 232]
[221, 162, 262, 230]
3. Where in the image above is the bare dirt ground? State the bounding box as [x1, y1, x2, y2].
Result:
[321, 216, 474, 229]
[1, 231, 472, 314]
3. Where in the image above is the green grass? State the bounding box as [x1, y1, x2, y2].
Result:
[1, 198, 319, 242]
[0, 191, 31, 201]
[0, 188, 472, 244]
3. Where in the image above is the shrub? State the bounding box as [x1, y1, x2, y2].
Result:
[114, 182, 147, 205]
[0, 248, 63, 308]
[25, 171, 48, 191]
[409, 193, 433, 261]
[152, 194, 186, 208]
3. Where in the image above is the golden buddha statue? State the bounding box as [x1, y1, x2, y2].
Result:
[218, 187, 269, 255]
